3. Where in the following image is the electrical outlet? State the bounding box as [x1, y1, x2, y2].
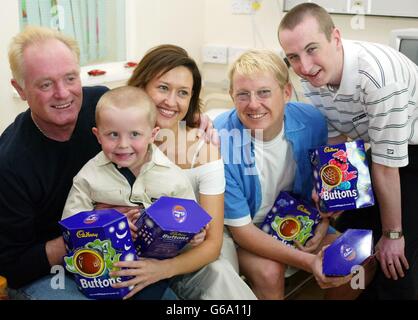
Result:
[231, 0, 253, 15]
[202, 45, 228, 64]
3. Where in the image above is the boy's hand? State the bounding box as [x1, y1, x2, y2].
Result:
[189, 225, 209, 247]
[94, 203, 141, 240]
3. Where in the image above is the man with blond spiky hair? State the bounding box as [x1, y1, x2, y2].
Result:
[214, 49, 376, 299]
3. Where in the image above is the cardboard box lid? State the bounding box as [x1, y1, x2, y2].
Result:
[59, 209, 124, 229]
[323, 229, 373, 276]
[145, 197, 212, 233]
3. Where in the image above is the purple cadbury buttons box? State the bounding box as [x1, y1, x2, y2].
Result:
[134, 196, 212, 259]
[60, 209, 136, 300]
[309, 139, 375, 212]
[260, 192, 321, 247]
[323, 229, 373, 276]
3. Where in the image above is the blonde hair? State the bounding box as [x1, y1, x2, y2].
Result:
[229, 49, 289, 91]
[96, 86, 157, 128]
[9, 25, 80, 86]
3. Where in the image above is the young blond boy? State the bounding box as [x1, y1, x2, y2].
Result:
[62, 86, 195, 219]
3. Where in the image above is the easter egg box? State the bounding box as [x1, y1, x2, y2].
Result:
[60, 209, 136, 300]
[309, 140, 375, 212]
[323, 229, 374, 276]
[260, 192, 321, 247]
[134, 196, 212, 259]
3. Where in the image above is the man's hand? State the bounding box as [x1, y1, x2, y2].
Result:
[311, 246, 352, 289]
[295, 218, 329, 253]
[375, 236, 409, 280]
[45, 236, 67, 266]
[311, 188, 343, 219]
[370, 163, 406, 280]
[195, 113, 220, 146]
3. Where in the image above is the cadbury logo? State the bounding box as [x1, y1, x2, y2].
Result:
[297, 205, 310, 215]
[340, 244, 357, 261]
[172, 205, 187, 223]
[83, 214, 99, 224]
[324, 147, 339, 153]
[77, 230, 99, 238]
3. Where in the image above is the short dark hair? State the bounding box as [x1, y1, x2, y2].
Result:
[278, 3, 335, 42]
[127, 44, 202, 128]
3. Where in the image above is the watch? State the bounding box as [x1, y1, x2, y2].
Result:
[383, 230, 403, 240]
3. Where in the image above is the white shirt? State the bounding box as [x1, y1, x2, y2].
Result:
[182, 139, 225, 201]
[303, 40, 418, 167]
[252, 129, 296, 224]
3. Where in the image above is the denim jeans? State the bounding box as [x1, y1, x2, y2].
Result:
[9, 274, 177, 300]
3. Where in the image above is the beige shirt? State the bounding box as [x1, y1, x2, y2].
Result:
[61, 144, 195, 219]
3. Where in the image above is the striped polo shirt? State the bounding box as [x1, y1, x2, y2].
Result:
[302, 40, 418, 167]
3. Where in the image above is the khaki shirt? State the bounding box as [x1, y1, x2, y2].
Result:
[62, 144, 195, 219]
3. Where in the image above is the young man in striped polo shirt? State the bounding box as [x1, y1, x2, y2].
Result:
[278, 3, 418, 300]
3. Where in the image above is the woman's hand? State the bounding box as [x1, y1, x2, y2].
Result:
[189, 225, 209, 247]
[110, 258, 171, 300]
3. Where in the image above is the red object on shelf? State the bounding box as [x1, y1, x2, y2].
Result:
[124, 61, 138, 68]
[87, 69, 106, 76]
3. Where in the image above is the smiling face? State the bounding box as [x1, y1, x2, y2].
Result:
[93, 106, 159, 175]
[12, 39, 82, 136]
[144, 66, 193, 132]
[279, 16, 343, 87]
[231, 71, 291, 141]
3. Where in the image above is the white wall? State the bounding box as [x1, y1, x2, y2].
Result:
[332, 14, 418, 44]
[127, 0, 204, 64]
[202, 0, 285, 98]
[0, 1, 24, 133]
[202, 0, 418, 99]
[0, 0, 205, 133]
[1, 0, 418, 133]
